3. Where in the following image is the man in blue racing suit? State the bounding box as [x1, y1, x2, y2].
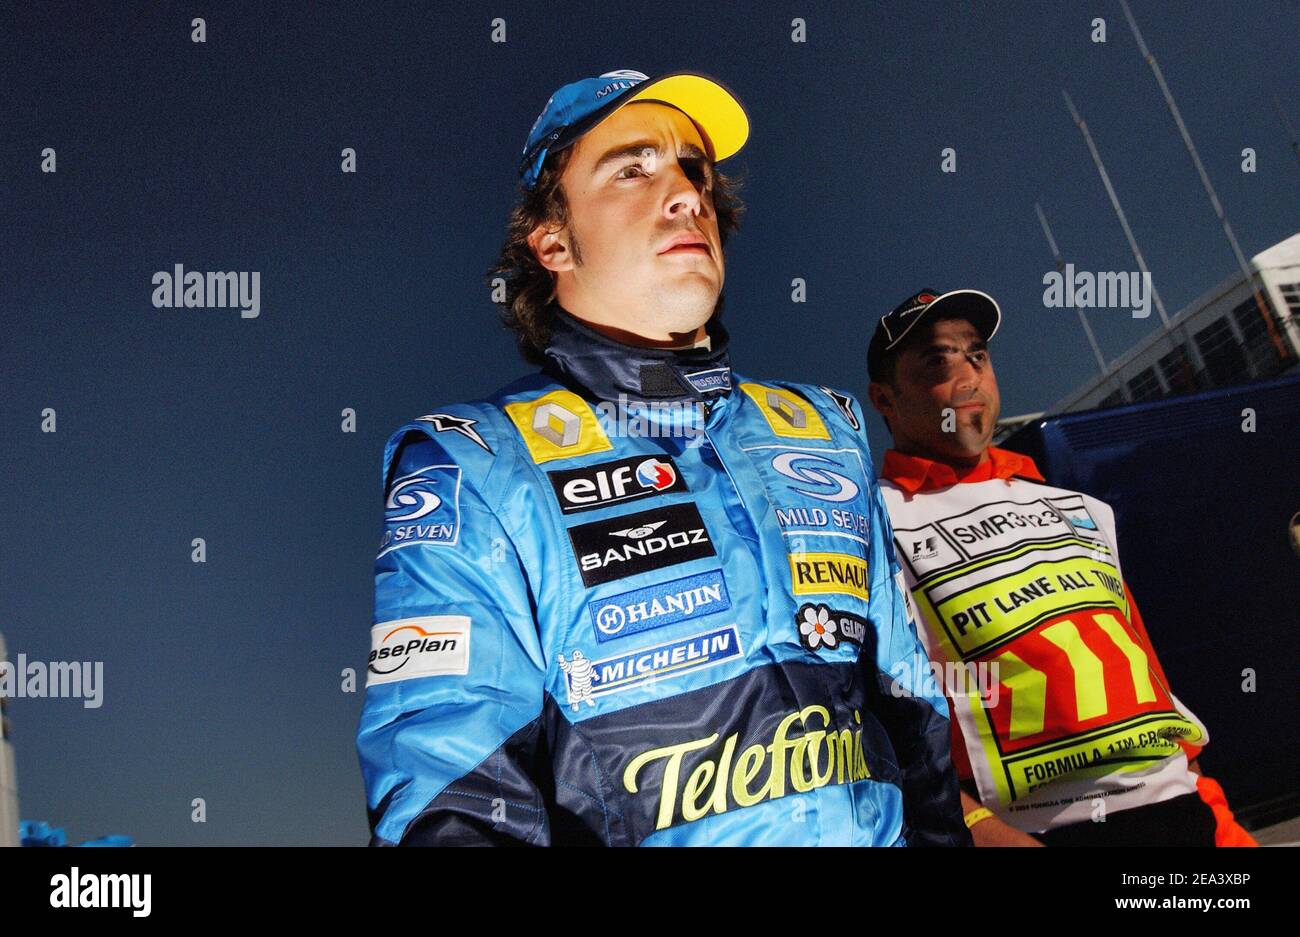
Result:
[357, 69, 970, 846]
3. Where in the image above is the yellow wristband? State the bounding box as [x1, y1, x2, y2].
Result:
[963, 807, 995, 829]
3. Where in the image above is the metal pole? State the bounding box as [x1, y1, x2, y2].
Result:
[1118, 0, 1289, 361]
[1061, 89, 1173, 330]
[1274, 96, 1300, 172]
[1034, 201, 1109, 376]
[0, 633, 19, 848]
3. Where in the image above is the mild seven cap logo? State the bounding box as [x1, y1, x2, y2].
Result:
[386, 471, 444, 521]
[594, 69, 649, 98]
[770, 451, 860, 503]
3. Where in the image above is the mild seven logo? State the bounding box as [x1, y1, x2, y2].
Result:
[379, 464, 461, 555]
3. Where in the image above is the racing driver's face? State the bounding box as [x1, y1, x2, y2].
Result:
[869, 317, 1001, 467]
[528, 101, 723, 345]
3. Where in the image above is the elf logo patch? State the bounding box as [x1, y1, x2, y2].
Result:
[548, 455, 687, 514]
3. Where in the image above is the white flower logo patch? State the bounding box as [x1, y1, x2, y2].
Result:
[796, 603, 868, 653]
[800, 604, 839, 649]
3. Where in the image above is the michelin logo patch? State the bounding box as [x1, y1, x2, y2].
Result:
[379, 463, 461, 555]
[588, 570, 730, 642]
[558, 626, 741, 711]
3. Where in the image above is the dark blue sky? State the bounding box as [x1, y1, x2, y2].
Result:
[1, 1, 1296, 845]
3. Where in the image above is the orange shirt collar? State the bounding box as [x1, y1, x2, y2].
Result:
[881, 446, 1045, 495]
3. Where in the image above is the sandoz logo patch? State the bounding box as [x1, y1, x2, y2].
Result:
[567, 502, 716, 587]
[588, 570, 730, 642]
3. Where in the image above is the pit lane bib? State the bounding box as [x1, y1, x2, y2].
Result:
[880, 477, 1207, 831]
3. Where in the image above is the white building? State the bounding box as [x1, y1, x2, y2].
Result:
[0, 633, 17, 847]
[1052, 232, 1300, 413]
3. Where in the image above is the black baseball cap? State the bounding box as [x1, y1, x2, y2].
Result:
[867, 289, 1001, 382]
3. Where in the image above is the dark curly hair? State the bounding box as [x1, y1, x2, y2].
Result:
[486, 146, 747, 364]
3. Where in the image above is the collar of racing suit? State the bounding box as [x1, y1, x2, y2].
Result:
[541, 305, 734, 405]
[880, 446, 1046, 495]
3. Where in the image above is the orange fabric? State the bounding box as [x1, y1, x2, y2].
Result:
[1123, 581, 1207, 761]
[1195, 776, 1257, 847]
[945, 695, 974, 780]
[881, 446, 1045, 495]
[1121, 583, 1178, 706]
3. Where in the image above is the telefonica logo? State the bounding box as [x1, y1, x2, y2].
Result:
[623, 705, 873, 831]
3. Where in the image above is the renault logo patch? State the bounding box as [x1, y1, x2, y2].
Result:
[505, 389, 614, 464]
[739, 383, 831, 440]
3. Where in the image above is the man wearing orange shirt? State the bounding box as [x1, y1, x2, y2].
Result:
[866, 288, 1254, 846]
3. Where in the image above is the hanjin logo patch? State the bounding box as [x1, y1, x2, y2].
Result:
[568, 503, 716, 587]
[588, 569, 730, 642]
[548, 455, 687, 514]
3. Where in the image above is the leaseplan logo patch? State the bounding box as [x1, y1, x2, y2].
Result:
[367, 616, 470, 686]
[379, 464, 461, 556]
[557, 626, 742, 711]
[548, 455, 687, 515]
[568, 502, 716, 587]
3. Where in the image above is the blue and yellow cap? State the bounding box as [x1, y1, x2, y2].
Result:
[519, 69, 750, 191]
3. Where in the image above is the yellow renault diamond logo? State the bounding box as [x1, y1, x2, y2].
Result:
[505, 389, 613, 464]
[739, 383, 830, 440]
